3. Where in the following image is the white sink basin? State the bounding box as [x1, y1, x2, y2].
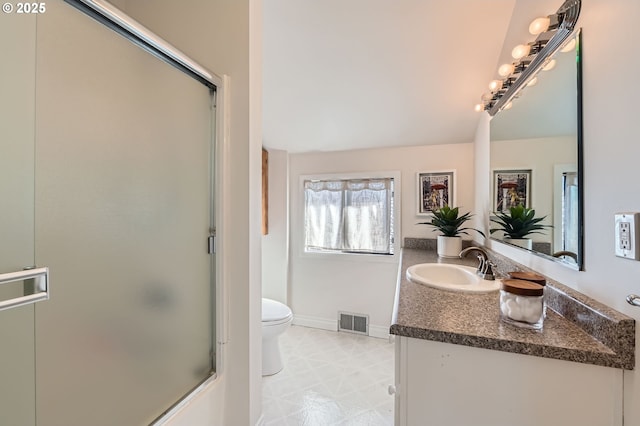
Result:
[406, 263, 500, 293]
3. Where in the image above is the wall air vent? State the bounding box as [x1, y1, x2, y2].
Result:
[338, 311, 369, 335]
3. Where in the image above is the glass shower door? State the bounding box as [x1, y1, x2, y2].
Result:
[1, 3, 215, 424]
[33, 3, 214, 425]
[0, 12, 38, 426]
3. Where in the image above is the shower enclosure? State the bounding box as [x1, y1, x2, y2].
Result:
[0, 1, 217, 424]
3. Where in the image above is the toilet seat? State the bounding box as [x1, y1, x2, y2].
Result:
[262, 298, 292, 326]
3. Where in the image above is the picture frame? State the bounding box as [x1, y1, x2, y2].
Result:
[417, 170, 455, 215]
[493, 169, 532, 213]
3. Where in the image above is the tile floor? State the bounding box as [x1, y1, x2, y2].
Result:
[262, 325, 395, 425]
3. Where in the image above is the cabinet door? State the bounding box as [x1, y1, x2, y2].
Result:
[396, 337, 623, 426]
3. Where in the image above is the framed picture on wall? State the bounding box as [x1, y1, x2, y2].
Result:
[417, 170, 455, 215]
[493, 169, 532, 213]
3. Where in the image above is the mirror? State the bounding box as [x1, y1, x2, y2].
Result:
[490, 30, 583, 269]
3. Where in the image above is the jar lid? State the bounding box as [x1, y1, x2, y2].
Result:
[508, 271, 546, 286]
[501, 279, 544, 296]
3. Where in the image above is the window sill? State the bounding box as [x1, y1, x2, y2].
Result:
[299, 249, 400, 264]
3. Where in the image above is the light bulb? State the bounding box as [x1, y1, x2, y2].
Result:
[503, 102, 513, 110]
[489, 80, 503, 92]
[498, 63, 515, 77]
[529, 16, 550, 35]
[474, 103, 484, 112]
[511, 44, 531, 60]
[542, 59, 556, 71]
[527, 77, 538, 87]
[561, 38, 576, 53]
[481, 92, 493, 102]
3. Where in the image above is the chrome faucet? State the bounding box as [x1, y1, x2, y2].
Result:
[552, 250, 578, 262]
[459, 246, 495, 280]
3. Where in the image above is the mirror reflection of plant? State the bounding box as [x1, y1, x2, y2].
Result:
[490, 205, 551, 239]
[419, 205, 485, 238]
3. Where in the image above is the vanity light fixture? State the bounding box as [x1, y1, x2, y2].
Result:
[529, 16, 551, 35]
[498, 63, 515, 77]
[511, 39, 548, 60]
[475, 0, 581, 115]
[529, 17, 550, 35]
[542, 59, 557, 71]
[489, 79, 503, 91]
[560, 37, 577, 53]
[529, 12, 564, 35]
[511, 44, 530, 60]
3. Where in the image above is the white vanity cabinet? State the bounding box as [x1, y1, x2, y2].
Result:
[393, 336, 623, 426]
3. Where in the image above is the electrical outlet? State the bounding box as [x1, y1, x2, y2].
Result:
[620, 222, 631, 250]
[615, 213, 640, 260]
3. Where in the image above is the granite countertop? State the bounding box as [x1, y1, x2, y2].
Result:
[391, 248, 635, 369]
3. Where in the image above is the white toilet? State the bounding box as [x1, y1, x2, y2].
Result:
[261, 298, 293, 376]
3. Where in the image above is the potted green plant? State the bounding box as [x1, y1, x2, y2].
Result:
[419, 205, 485, 258]
[490, 205, 551, 250]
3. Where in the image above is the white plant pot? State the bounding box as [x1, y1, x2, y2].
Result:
[437, 236, 462, 258]
[506, 238, 533, 250]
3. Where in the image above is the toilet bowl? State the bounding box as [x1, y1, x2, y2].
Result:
[262, 298, 293, 376]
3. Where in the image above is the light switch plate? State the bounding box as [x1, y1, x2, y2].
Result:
[615, 213, 640, 260]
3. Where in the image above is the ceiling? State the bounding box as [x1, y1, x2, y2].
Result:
[262, 0, 518, 153]
[263, 0, 570, 153]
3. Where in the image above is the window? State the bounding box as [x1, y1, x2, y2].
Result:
[303, 177, 394, 255]
[561, 171, 579, 253]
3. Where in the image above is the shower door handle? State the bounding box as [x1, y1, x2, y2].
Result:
[0, 267, 49, 312]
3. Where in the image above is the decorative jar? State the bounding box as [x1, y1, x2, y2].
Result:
[500, 279, 544, 330]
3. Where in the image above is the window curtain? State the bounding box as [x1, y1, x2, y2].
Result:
[304, 178, 393, 254]
[304, 180, 345, 250]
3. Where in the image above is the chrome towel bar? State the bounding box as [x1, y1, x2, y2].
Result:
[626, 294, 640, 307]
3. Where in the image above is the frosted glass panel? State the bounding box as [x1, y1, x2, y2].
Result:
[34, 3, 213, 425]
[0, 12, 37, 426]
[0, 8, 36, 272]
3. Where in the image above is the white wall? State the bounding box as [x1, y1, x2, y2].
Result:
[476, 1, 640, 423]
[119, 1, 262, 425]
[286, 143, 474, 336]
[262, 149, 289, 304]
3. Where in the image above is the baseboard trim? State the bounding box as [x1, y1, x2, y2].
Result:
[369, 324, 391, 340]
[292, 315, 390, 339]
[292, 315, 338, 331]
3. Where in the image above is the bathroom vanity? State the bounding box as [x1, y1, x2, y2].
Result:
[391, 247, 634, 426]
